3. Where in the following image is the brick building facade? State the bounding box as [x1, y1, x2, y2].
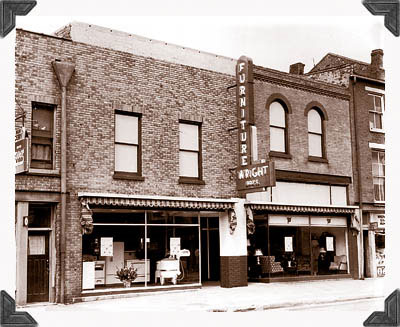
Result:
[15, 22, 363, 305]
[307, 50, 385, 278]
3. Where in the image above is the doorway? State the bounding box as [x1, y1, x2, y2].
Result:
[27, 231, 49, 303]
[201, 217, 220, 282]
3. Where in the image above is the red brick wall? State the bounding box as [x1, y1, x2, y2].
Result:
[220, 256, 248, 288]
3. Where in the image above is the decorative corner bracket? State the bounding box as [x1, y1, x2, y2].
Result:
[364, 289, 400, 326]
[0, 290, 38, 326]
[362, 0, 400, 36]
[0, 0, 37, 38]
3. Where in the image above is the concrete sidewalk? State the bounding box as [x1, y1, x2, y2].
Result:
[23, 278, 385, 313]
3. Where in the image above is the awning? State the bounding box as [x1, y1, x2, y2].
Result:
[247, 202, 358, 214]
[78, 193, 236, 210]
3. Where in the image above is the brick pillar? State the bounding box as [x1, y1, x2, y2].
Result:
[219, 199, 248, 288]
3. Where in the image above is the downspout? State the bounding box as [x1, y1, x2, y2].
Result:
[52, 60, 75, 303]
[351, 76, 364, 279]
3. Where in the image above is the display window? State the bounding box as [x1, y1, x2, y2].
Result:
[248, 214, 349, 279]
[82, 209, 200, 291]
[375, 232, 385, 277]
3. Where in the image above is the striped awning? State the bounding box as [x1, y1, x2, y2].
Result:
[78, 193, 236, 210]
[247, 202, 357, 214]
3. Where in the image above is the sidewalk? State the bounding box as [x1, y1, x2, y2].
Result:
[23, 278, 385, 313]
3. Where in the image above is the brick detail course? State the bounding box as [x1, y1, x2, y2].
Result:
[220, 256, 248, 288]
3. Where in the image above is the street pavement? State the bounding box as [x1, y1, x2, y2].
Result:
[21, 278, 387, 326]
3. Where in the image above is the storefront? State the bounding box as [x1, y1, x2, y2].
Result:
[78, 193, 236, 294]
[246, 203, 356, 282]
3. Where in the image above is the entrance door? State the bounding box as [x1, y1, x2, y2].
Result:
[27, 232, 49, 303]
[201, 217, 220, 281]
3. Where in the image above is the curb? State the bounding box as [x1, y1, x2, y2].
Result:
[208, 295, 385, 312]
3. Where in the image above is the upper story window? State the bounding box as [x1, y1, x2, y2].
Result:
[31, 103, 55, 169]
[114, 111, 141, 175]
[179, 122, 203, 183]
[369, 94, 384, 132]
[372, 150, 385, 202]
[269, 101, 288, 153]
[307, 108, 325, 158]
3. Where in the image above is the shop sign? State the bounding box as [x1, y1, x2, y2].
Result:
[236, 161, 276, 191]
[326, 237, 334, 251]
[170, 237, 181, 256]
[236, 55, 254, 168]
[235, 56, 276, 193]
[15, 138, 29, 174]
[377, 215, 385, 228]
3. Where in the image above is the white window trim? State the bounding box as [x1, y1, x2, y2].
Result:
[368, 93, 385, 133]
[365, 86, 385, 94]
[369, 143, 385, 150]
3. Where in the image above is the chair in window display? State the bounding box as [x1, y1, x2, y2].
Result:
[328, 255, 347, 273]
[259, 256, 284, 276]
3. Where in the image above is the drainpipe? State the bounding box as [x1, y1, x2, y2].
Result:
[52, 60, 75, 303]
[351, 76, 364, 280]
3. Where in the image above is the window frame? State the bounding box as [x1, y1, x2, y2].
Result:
[269, 100, 290, 157]
[178, 120, 204, 184]
[306, 107, 328, 162]
[371, 150, 385, 203]
[30, 102, 56, 170]
[368, 93, 385, 133]
[113, 110, 143, 180]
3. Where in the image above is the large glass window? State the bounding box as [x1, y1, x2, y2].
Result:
[115, 112, 140, 174]
[307, 109, 324, 158]
[248, 215, 348, 279]
[372, 151, 385, 202]
[179, 122, 201, 180]
[269, 101, 287, 153]
[31, 103, 55, 169]
[369, 94, 384, 131]
[82, 210, 200, 290]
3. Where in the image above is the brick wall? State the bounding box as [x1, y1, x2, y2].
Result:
[220, 256, 247, 288]
[15, 29, 239, 302]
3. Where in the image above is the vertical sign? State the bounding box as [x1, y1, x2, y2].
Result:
[236, 56, 254, 168]
[235, 56, 276, 193]
[170, 237, 181, 257]
[15, 127, 29, 174]
[326, 237, 334, 251]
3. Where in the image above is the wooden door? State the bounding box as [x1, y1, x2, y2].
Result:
[27, 232, 49, 303]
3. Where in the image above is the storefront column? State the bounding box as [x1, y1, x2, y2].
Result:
[365, 230, 377, 278]
[15, 202, 29, 305]
[219, 199, 247, 288]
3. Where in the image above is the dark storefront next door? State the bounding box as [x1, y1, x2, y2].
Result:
[201, 217, 220, 281]
[27, 232, 49, 303]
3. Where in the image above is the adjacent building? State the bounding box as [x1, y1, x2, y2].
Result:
[307, 50, 385, 279]
[14, 22, 374, 305]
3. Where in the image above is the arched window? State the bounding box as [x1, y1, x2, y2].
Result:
[307, 109, 324, 157]
[269, 101, 287, 153]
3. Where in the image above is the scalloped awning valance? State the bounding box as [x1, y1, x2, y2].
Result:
[247, 202, 357, 214]
[78, 193, 237, 211]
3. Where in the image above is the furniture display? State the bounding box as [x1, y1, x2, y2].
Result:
[260, 256, 284, 275]
[155, 258, 180, 285]
[329, 255, 347, 273]
[105, 241, 124, 284]
[126, 259, 150, 283]
[94, 260, 105, 285]
[82, 261, 95, 290]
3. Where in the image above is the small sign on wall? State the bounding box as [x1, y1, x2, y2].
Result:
[284, 236, 293, 252]
[170, 237, 181, 256]
[326, 237, 334, 251]
[101, 237, 113, 256]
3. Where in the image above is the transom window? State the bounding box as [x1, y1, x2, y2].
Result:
[114, 112, 141, 174]
[372, 150, 385, 202]
[31, 103, 55, 169]
[179, 122, 201, 180]
[307, 109, 324, 158]
[369, 94, 384, 131]
[269, 101, 287, 153]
